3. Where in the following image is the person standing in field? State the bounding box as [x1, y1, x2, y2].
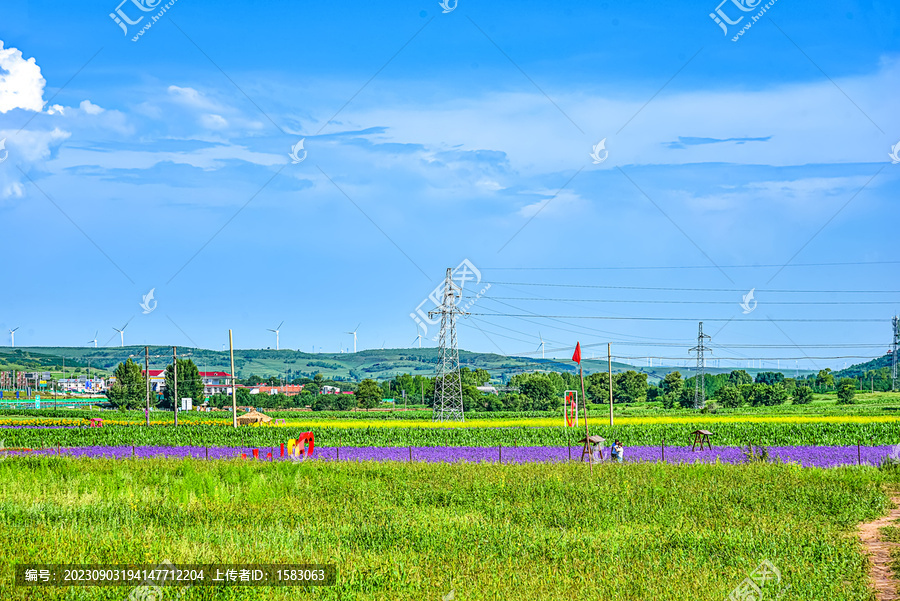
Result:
[612, 440, 624, 463]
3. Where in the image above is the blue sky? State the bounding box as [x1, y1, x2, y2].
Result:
[0, 0, 898, 371]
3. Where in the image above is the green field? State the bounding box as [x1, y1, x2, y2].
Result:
[0, 457, 895, 600]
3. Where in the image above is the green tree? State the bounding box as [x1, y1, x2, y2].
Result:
[715, 386, 743, 408]
[837, 378, 857, 405]
[332, 391, 357, 411]
[472, 368, 491, 386]
[793, 385, 813, 405]
[585, 372, 610, 404]
[816, 368, 835, 390]
[162, 358, 204, 410]
[755, 371, 785, 385]
[356, 379, 381, 410]
[614, 370, 648, 403]
[106, 358, 147, 410]
[311, 394, 331, 411]
[520, 373, 555, 404]
[727, 370, 753, 386]
[768, 383, 789, 406]
[662, 372, 683, 398]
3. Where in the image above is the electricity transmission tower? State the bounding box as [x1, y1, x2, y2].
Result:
[689, 321, 712, 410]
[892, 316, 899, 392]
[429, 268, 468, 422]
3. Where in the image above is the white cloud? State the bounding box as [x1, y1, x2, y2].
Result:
[517, 189, 585, 218]
[79, 100, 104, 115]
[53, 143, 283, 171]
[2, 182, 24, 199]
[0, 127, 71, 162]
[167, 85, 219, 111]
[332, 58, 900, 171]
[201, 114, 228, 129]
[0, 41, 46, 113]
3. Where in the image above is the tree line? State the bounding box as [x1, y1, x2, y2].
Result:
[106, 357, 873, 412]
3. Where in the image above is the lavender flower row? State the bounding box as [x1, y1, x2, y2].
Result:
[5, 445, 899, 468]
[0, 425, 79, 429]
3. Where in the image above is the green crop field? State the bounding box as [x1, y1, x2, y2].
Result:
[0, 457, 896, 600]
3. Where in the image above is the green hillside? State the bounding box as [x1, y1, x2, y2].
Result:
[2, 346, 828, 384]
[9, 347, 639, 383]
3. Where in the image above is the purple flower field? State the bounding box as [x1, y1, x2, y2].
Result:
[5, 445, 899, 468]
[0, 425, 77, 429]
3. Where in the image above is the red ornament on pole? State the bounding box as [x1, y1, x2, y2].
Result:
[572, 342, 582, 364]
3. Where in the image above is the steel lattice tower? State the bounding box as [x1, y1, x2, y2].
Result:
[892, 316, 899, 392]
[429, 268, 467, 422]
[690, 321, 712, 410]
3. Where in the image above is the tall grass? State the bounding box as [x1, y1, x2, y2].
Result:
[0, 457, 895, 600]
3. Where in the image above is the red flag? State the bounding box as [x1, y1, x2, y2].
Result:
[572, 342, 581, 364]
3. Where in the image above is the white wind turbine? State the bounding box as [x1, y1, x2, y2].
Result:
[536, 332, 545, 359]
[346, 323, 360, 353]
[112, 320, 131, 347]
[267, 321, 284, 350]
[9, 327, 18, 347]
[88, 331, 98, 348]
[413, 332, 423, 348]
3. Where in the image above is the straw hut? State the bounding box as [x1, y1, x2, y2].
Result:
[236, 410, 272, 426]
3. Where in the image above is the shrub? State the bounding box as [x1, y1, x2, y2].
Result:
[792, 386, 813, 405]
[836, 379, 857, 405]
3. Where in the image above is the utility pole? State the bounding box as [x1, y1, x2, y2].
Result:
[892, 316, 899, 392]
[229, 330, 237, 428]
[429, 268, 467, 422]
[173, 346, 178, 427]
[607, 342, 613, 426]
[145, 346, 150, 427]
[690, 322, 712, 410]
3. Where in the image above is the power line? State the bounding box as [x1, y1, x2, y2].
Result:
[466, 297, 899, 305]
[468, 313, 886, 323]
[483, 281, 900, 294]
[482, 260, 900, 270]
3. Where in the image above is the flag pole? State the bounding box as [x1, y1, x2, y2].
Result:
[580, 362, 591, 475]
[574, 342, 591, 475]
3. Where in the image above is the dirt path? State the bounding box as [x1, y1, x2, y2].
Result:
[859, 496, 900, 601]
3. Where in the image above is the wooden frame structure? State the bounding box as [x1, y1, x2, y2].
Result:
[578, 435, 605, 463]
[691, 429, 714, 451]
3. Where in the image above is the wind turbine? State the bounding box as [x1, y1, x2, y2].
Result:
[267, 321, 284, 350]
[346, 323, 359, 353]
[112, 320, 131, 347]
[413, 333, 423, 348]
[88, 331, 98, 348]
[536, 332, 545, 359]
[9, 327, 18, 347]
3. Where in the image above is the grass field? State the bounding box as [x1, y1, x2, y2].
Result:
[0, 456, 896, 600]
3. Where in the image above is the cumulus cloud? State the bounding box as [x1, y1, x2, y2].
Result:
[0, 41, 45, 113]
[79, 100, 104, 115]
[2, 182, 24, 199]
[167, 85, 218, 111]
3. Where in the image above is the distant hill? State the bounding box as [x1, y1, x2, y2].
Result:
[1, 346, 850, 384]
[834, 353, 893, 379]
[9, 346, 640, 383]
